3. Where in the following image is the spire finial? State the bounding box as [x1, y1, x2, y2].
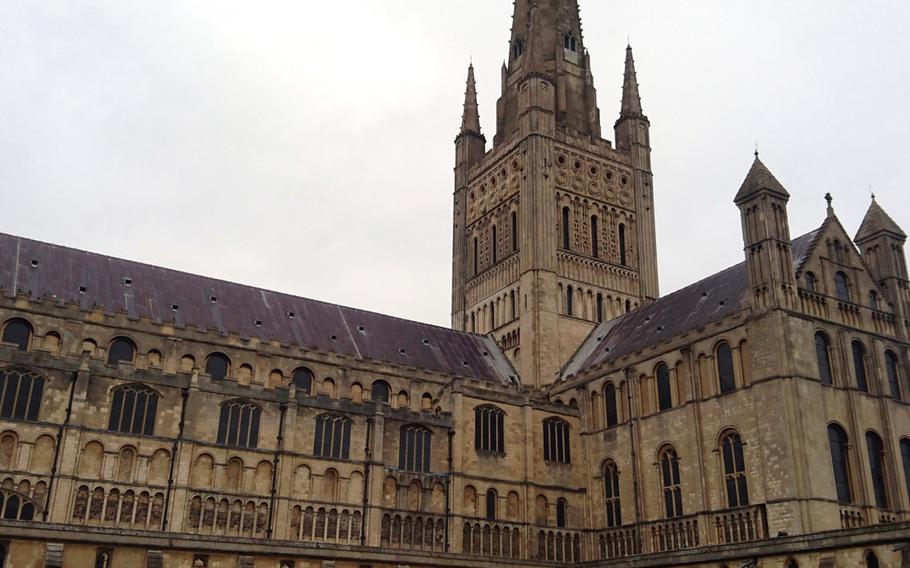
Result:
[870, 185, 875, 201]
[754, 142, 759, 159]
[459, 62, 482, 136]
[825, 192, 835, 218]
[619, 44, 643, 118]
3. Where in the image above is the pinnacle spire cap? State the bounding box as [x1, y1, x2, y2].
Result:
[856, 197, 907, 242]
[734, 155, 790, 204]
[619, 44, 644, 118]
[460, 63, 482, 136]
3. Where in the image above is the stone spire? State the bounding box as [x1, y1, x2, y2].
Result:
[460, 64, 482, 136]
[508, 0, 584, 73]
[619, 44, 644, 118]
[734, 154, 790, 205]
[856, 197, 907, 242]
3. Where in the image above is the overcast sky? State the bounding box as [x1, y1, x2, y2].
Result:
[1, 1, 908, 327]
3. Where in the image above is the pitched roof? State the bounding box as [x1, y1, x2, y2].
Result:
[855, 199, 907, 242]
[0, 233, 517, 384]
[561, 231, 817, 379]
[734, 156, 790, 204]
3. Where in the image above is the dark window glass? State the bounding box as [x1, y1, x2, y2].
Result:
[852, 341, 868, 392]
[815, 333, 833, 385]
[657, 364, 672, 412]
[866, 552, 880, 568]
[473, 237, 479, 275]
[618, 224, 627, 266]
[511, 211, 518, 253]
[0, 368, 44, 422]
[313, 414, 352, 460]
[596, 293, 604, 323]
[492, 226, 498, 264]
[886, 351, 901, 400]
[828, 424, 852, 504]
[556, 499, 567, 528]
[399, 425, 431, 473]
[474, 405, 506, 455]
[717, 343, 736, 394]
[869, 292, 879, 310]
[216, 399, 260, 449]
[95, 549, 112, 568]
[562, 207, 571, 250]
[108, 384, 158, 436]
[804, 272, 816, 292]
[866, 431, 888, 509]
[107, 337, 136, 365]
[205, 353, 230, 381]
[566, 286, 573, 317]
[605, 383, 618, 428]
[486, 490, 496, 521]
[490, 302, 495, 329]
[1, 319, 31, 351]
[510, 291, 517, 320]
[591, 216, 599, 258]
[835, 272, 850, 302]
[543, 418, 571, 464]
[371, 381, 390, 403]
[721, 432, 749, 508]
[293, 368, 314, 394]
[603, 462, 622, 528]
[660, 448, 683, 518]
[900, 439, 910, 509]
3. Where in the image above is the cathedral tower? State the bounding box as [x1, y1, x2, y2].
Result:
[451, 0, 660, 387]
[855, 197, 909, 333]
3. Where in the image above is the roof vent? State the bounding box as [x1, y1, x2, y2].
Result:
[122, 277, 132, 286]
[399, 348, 407, 355]
[482, 351, 489, 356]
[357, 325, 366, 333]
[463, 361, 470, 367]
[288, 312, 296, 319]
[657, 326, 665, 332]
[30, 259, 39, 268]
[210, 296, 218, 303]
[645, 316, 652, 322]
[329, 334, 337, 342]
[422, 339, 430, 346]
[78, 285, 87, 293]
[254, 320, 262, 327]
[719, 300, 726, 307]
[702, 292, 708, 298]
[171, 304, 179, 311]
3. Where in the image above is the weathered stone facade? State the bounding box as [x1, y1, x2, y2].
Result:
[0, 1, 908, 567]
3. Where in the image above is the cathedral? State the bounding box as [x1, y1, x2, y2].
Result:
[0, 1, 908, 566]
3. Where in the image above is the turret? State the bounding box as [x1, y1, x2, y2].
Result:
[734, 154, 796, 309]
[855, 197, 909, 327]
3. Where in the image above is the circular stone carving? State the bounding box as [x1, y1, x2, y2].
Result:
[620, 191, 632, 205]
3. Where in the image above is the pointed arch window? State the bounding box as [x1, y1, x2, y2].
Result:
[660, 447, 683, 518]
[618, 224, 628, 266]
[474, 405, 505, 455]
[604, 383, 618, 428]
[804, 272, 817, 292]
[399, 425, 431, 473]
[485, 490, 497, 521]
[603, 461, 622, 528]
[0, 368, 44, 422]
[562, 207, 571, 250]
[885, 351, 901, 400]
[543, 417, 571, 464]
[834, 272, 850, 302]
[513, 39, 524, 59]
[815, 332, 833, 386]
[492, 225, 498, 264]
[656, 363, 672, 412]
[313, 414, 352, 460]
[591, 216, 600, 258]
[563, 34, 577, 52]
[205, 353, 230, 381]
[108, 384, 158, 436]
[828, 424, 852, 504]
[900, 439, 910, 508]
[292, 367, 314, 395]
[1, 319, 32, 351]
[216, 399, 261, 449]
[107, 337, 136, 365]
[721, 431, 749, 508]
[866, 431, 888, 509]
[717, 342, 736, 394]
[852, 341, 868, 392]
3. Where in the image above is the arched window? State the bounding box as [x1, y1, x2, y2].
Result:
[492, 225, 498, 264]
[828, 424, 852, 504]
[604, 383, 618, 428]
[660, 447, 683, 518]
[511, 211, 518, 253]
[603, 461, 621, 528]
[556, 498, 568, 528]
[815, 332, 833, 386]
[108, 384, 158, 436]
[625, 299, 632, 313]
[371, 380, 390, 404]
[834, 272, 850, 302]
[470, 312, 476, 333]
[786, 559, 799, 568]
[900, 439, 910, 508]
[205, 353, 230, 381]
[543, 418, 571, 464]
[852, 341, 868, 392]
[721, 431, 749, 508]
[563, 34, 577, 52]
[591, 216, 599, 258]
[566, 286, 574, 317]
[474, 405, 505, 455]
[596, 293, 604, 323]
[618, 224, 627, 266]
[562, 207, 571, 250]
[866, 551, 880, 568]
[107, 337, 136, 365]
[656, 363, 672, 412]
[717, 342, 736, 394]
[885, 351, 901, 400]
[399, 425, 431, 473]
[490, 301, 496, 329]
[866, 431, 888, 509]
[869, 291, 879, 310]
[510, 290, 517, 320]
[313, 414, 352, 460]
[485, 490, 497, 521]
[473, 237, 479, 275]
[804, 272, 817, 292]
[1, 319, 32, 351]
[0, 368, 44, 421]
[292, 367, 314, 394]
[513, 39, 524, 59]
[216, 399, 261, 449]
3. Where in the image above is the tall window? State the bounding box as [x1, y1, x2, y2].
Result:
[313, 414, 352, 460]
[0, 368, 44, 421]
[591, 216, 600, 258]
[603, 461, 621, 528]
[618, 224, 627, 266]
[492, 226, 498, 264]
[866, 431, 888, 509]
[657, 363, 672, 412]
[371, 380, 390, 404]
[885, 351, 901, 400]
[717, 342, 736, 394]
[399, 425, 431, 473]
[869, 291, 879, 310]
[815, 332, 833, 386]
[475, 405, 505, 455]
[900, 439, 910, 508]
[556, 498, 568, 528]
[205, 353, 231, 381]
[107, 337, 136, 365]
[804, 272, 817, 292]
[596, 293, 604, 323]
[543, 418, 571, 464]
[604, 383, 618, 428]
[866, 552, 880, 568]
[485, 490, 497, 521]
[510, 291, 517, 320]
[566, 286, 574, 317]
[828, 424, 852, 504]
[473, 237, 479, 275]
[490, 302, 496, 330]
[216, 399, 261, 449]
[562, 207, 571, 250]
[852, 341, 868, 392]
[292, 367, 314, 394]
[834, 272, 850, 302]
[563, 33, 577, 52]
[511, 211, 518, 253]
[721, 431, 749, 508]
[660, 447, 683, 518]
[108, 384, 158, 436]
[1, 319, 32, 351]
